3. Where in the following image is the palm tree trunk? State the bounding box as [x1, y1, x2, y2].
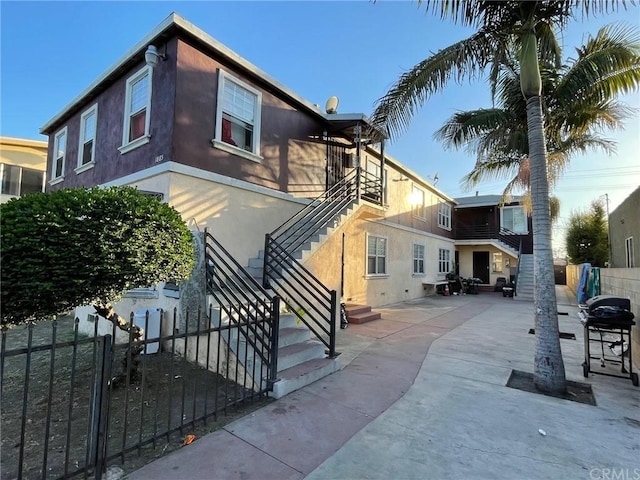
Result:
[526, 96, 566, 394]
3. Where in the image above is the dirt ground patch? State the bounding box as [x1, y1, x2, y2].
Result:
[1, 315, 272, 479]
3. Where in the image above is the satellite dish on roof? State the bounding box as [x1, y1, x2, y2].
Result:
[325, 96, 339, 114]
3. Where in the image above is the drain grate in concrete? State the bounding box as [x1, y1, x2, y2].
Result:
[528, 328, 576, 340]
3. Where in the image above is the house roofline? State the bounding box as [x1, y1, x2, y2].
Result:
[40, 12, 386, 139]
[1, 136, 49, 148]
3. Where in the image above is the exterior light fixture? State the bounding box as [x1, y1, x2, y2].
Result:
[145, 45, 166, 68]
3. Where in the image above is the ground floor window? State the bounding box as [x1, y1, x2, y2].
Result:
[438, 248, 450, 274]
[367, 235, 387, 275]
[413, 243, 425, 274]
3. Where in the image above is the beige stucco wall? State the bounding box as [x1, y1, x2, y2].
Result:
[303, 206, 456, 309]
[457, 245, 517, 285]
[567, 264, 639, 372]
[124, 170, 308, 265]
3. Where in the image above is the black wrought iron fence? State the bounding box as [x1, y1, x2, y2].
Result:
[1, 307, 273, 480]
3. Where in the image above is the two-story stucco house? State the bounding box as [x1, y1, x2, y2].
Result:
[39, 13, 459, 395]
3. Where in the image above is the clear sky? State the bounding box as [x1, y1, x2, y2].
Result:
[1, 1, 639, 254]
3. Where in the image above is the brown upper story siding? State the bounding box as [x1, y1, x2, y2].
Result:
[46, 40, 178, 190]
[172, 39, 327, 196]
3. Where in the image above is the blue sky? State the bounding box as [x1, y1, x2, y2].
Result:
[1, 1, 639, 253]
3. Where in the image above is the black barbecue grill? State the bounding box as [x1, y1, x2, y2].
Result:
[578, 295, 638, 386]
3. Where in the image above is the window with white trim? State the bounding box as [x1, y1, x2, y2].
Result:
[120, 66, 151, 153]
[501, 206, 527, 233]
[438, 248, 450, 274]
[367, 235, 387, 275]
[214, 70, 262, 158]
[52, 127, 67, 181]
[413, 243, 425, 275]
[438, 202, 451, 229]
[492, 252, 503, 272]
[412, 185, 425, 219]
[77, 104, 97, 170]
[625, 237, 634, 267]
[0, 163, 44, 197]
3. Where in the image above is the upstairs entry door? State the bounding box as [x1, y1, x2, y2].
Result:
[326, 142, 347, 190]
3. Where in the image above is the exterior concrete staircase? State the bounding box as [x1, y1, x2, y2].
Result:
[344, 304, 381, 324]
[515, 254, 534, 301]
[208, 293, 340, 399]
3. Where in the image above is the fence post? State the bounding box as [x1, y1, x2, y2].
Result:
[263, 234, 271, 289]
[88, 334, 112, 480]
[268, 296, 280, 389]
[329, 290, 337, 358]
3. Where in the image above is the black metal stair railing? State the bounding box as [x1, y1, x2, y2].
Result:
[204, 229, 280, 389]
[263, 167, 381, 357]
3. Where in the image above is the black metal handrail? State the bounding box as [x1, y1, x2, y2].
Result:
[262, 168, 381, 357]
[456, 222, 522, 252]
[204, 229, 279, 386]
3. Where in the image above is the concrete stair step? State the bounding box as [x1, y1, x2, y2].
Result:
[278, 326, 312, 347]
[271, 356, 340, 399]
[344, 304, 381, 324]
[277, 340, 326, 371]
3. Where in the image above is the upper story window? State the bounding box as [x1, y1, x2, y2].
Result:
[501, 205, 527, 233]
[213, 70, 262, 162]
[77, 104, 97, 172]
[51, 127, 67, 184]
[119, 66, 152, 154]
[412, 185, 425, 219]
[1, 163, 44, 197]
[367, 234, 387, 276]
[438, 202, 451, 230]
[413, 243, 425, 275]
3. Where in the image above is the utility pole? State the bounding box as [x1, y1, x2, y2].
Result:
[602, 193, 611, 267]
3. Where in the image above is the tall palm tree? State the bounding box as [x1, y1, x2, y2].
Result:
[436, 24, 639, 208]
[370, 1, 637, 394]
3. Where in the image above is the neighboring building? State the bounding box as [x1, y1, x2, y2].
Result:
[0, 136, 47, 203]
[39, 12, 456, 315]
[609, 186, 639, 268]
[453, 194, 533, 287]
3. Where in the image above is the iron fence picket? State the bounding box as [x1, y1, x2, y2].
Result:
[1, 301, 275, 480]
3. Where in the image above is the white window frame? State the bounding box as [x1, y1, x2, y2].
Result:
[76, 103, 98, 173]
[438, 248, 451, 274]
[366, 234, 388, 277]
[625, 237, 634, 268]
[438, 201, 451, 230]
[212, 70, 263, 163]
[119, 66, 152, 154]
[412, 185, 425, 220]
[500, 205, 528, 234]
[413, 242, 425, 275]
[50, 126, 67, 185]
[492, 252, 503, 272]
